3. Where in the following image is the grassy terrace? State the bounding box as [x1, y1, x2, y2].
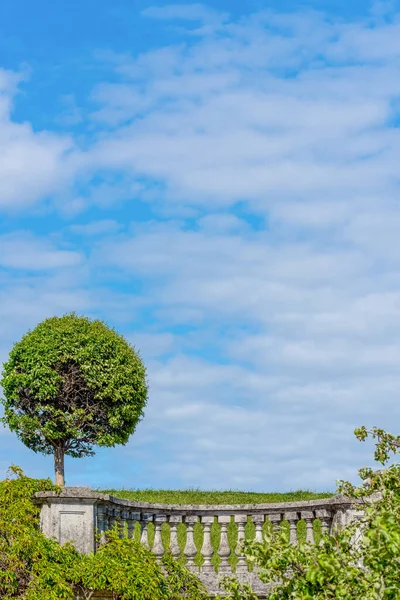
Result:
[98, 488, 334, 505]
[97, 488, 335, 571]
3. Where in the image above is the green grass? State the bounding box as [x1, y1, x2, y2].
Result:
[97, 488, 335, 573]
[99, 488, 334, 505]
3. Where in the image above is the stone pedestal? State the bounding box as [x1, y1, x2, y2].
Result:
[35, 487, 100, 554]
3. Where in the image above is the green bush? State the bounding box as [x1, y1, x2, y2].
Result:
[0, 467, 209, 600]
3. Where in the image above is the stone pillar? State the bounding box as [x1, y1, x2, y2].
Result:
[127, 511, 140, 539]
[252, 514, 265, 544]
[96, 504, 108, 546]
[153, 514, 167, 560]
[201, 516, 215, 572]
[35, 487, 103, 555]
[235, 514, 248, 573]
[285, 512, 299, 546]
[169, 515, 182, 558]
[316, 508, 332, 540]
[301, 511, 315, 544]
[184, 515, 198, 568]
[140, 513, 153, 549]
[218, 515, 232, 573]
[344, 506, 367, 566]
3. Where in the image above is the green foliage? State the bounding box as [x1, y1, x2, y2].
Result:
[220, 426, 400, 600]
[99, 488, 332, 572]
[71, 531, 209, 600]
[0, 313, 148, 460]
[7, 426, 400, 599]
[101, 488, 334, 505]
[0, 467, 209, 600]
[0, 466, 77, 600]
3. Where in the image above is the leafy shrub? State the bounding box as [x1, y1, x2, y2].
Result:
[0, 467, 209, 600]
[0, 466, 76, 599]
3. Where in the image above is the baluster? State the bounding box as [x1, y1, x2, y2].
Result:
[285, 512, 299, 546]
[105, 507, 111, 524]
[109, 508, 118, 531]
[184, 516, 198, 568]
[316, 509, 332, 540]
[118, 509, 125, 537]
[301, 511, 315, 544]
[234, 514, 248, 573]
[105, 507, 113, 536]
[115, 509, 123, 536]
[218, 515, 231, 573]
[252, 514, 265, 544]
[121, 510, 129, 537]
[200, 516, 214, 572]
[269, 513, 282, 537]
[168, 515, 182, 558]
[96, 504, 108, 546]
[140, 513, 153, 549]
[347, 508, 365, 565]
[331, 508, 346, 535]
[128, 511, 140, 539]
[153, 514, 167, 560]
[105, 507, 112, 531]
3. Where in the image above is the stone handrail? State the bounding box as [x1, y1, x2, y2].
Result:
[34, 489, 365, 598]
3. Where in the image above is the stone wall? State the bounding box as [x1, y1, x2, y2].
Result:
[35, 488, 364, 599]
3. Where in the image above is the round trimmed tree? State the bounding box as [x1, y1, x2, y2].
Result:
[0, 314, 148, 486]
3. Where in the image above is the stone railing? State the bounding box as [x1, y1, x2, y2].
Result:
[34, 488, 364, 598]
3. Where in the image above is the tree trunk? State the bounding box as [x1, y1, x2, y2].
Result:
[54, 445, 65, 486]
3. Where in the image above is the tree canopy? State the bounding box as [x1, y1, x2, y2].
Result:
[0, 313, 148, 485]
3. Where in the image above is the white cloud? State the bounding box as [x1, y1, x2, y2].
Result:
[141, 3, 225, 22]
[86, 11, 400, 220]
[141, 3, 229, 36]
[197, 213, 249, 233]
[129, 332, 177, 358]
[69, 219, 121, 237]
[0, 69, 76, 211]
[118, 354, 387, 490]
[0, 281, 91, 342]
[0, 233, 82, 270]
[4, 5, 400, 492]
[270, 200, 349, 228]
[94, 201, 400, 488]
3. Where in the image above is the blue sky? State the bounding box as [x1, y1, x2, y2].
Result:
[1, 0, 400, 492]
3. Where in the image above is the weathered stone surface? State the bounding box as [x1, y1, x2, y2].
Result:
[38, 494, 97, 554]
[35, 488, 364, 514]
[35, 486, 103, 499]
[35, 487, 367, 599]
[195, 568, 273, 598]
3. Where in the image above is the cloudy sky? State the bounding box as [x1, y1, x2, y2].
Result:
[1, 0, 400, 492]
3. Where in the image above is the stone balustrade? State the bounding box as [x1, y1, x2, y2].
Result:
[34, 488, 364, 598]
